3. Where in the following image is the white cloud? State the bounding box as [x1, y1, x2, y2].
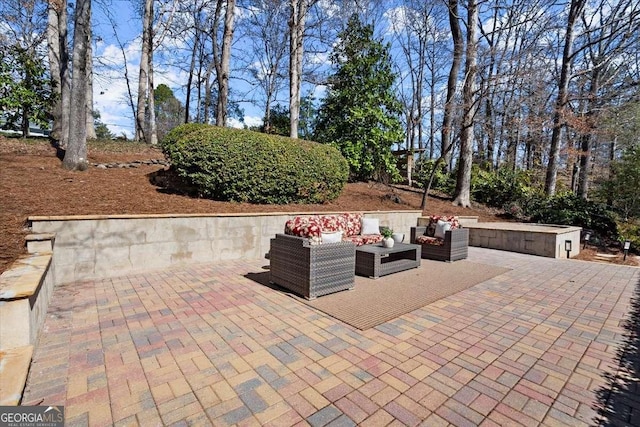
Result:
[228, 115, 263, 129]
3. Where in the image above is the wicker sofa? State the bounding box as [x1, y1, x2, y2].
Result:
[269, 213, 383, 299]
[410, 215, 469, 262]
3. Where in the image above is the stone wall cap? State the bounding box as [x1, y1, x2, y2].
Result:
[0, 254, 52, 300]
[465, 222, 582, 234]
[25, 233, 56, 241]
[28, 210, 423, 222]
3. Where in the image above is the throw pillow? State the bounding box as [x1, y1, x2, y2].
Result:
[434, 220, 452, 239]
[321, 231, 343, 244]
[360, 218, 380, 235]
[426, 222, 437, 237]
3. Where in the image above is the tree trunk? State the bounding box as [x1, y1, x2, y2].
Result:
[545, 0, 585, 196]
[289, 0, 309, 139]
[63, 0, 90, 171]
[452, 0, 478, 208]
[421, 142, 455, 210]
[606, 135, 616, 207]
[185, 28, 199, 124]
[47, 1, 62, 140]
[85, 30, 97, 140]
[148, 42, 158, 145]
[429, 67, 436, 159]
[47, 0, 70, 147]
[203, 56, 215, 124]
[576, 68, 601, 199]
[441, 0, 463, 170]
[136, 0, 153, 142]
[216, 0, 236, 127]
[21, 104, 31, 138]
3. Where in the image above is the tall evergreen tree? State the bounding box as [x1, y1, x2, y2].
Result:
[0, 45, 53, 137]
[154, 84, 185, 142]
[314, 14, 404, 182]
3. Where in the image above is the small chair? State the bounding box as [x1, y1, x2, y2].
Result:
[269, 234, 356, 299]
[410, 216, 469, 262]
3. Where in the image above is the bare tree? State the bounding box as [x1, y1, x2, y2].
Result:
[574, 0, 640, 198]
[288, 0, 319, 138]
[288, 0, 305, 138]
[240, 0, 289, 132]
[389, 0, 448, 184]
[135, 0, 153, 143]
[452, 0, 478, 208]
[103, 11, 138, 131]
[183, 0, 205, 123]
[441, 0, 463, 171]
[214, 0, 236, 126]
[63, 0, 91, 170]
[545, 0, 586, 196]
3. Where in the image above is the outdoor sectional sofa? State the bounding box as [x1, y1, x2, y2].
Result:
[269, 213, 383, 299]
[410, 215, 469, 262]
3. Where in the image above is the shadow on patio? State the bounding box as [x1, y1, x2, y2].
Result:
[594, 275, 640, 426]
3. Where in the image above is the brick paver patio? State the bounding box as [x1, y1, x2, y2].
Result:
[22, 247, 640, 426]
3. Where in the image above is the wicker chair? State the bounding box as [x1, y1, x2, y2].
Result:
[410, 226, 469, 262]
[269, 234, 356, 299]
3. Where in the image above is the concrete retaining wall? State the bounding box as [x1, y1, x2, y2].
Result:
[465, 222, 582, 259]
[29, 211, 423, 285]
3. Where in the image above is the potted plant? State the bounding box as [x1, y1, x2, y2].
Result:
[381, 227, 395, 248]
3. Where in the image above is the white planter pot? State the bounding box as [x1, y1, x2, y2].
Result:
[382, 237, 395, 248]
[392, 233, 404, 243]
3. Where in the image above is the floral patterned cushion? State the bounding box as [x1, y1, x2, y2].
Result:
[318, 215, 343, 234]
[416, 235, 445, 246]
[286, 213, 365, 240]
[428, 215, 460, 229]
[285, 215, 322, 238]
[344, 234, 383, 246]
[285, 213, 377, 248]
[340, 213, 362, 236]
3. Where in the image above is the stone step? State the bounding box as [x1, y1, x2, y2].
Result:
[0, 345, 33, 405]
[25, 232, 55, 254]
[594, 253, 617, 263]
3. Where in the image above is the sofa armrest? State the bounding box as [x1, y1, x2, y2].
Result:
[443, 228, 469, 246]
[410, 226, 427, 243]
[275, 233, 310, 246]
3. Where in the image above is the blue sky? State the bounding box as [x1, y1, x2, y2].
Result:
[91, 2, 269, 137]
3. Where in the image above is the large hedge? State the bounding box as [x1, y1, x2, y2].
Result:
[160, 124, 349, 204]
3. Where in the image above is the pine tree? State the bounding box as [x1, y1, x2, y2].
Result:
[314, 14, 404, 182]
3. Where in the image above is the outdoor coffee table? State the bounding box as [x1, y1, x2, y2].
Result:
[355, 242, 421, 279]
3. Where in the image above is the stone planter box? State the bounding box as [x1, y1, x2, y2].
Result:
[464, 222, 582, 259]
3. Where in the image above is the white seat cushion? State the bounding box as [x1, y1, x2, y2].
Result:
[321, 231, 343, 243]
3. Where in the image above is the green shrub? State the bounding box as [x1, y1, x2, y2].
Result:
[160, 124, 349, 204]
[471, 166, 536, 208]
[160, 122, 210, 159]
[527, 192, 618, 238]
[413, 159, 455, 193]
[617, 220, 640, 252]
